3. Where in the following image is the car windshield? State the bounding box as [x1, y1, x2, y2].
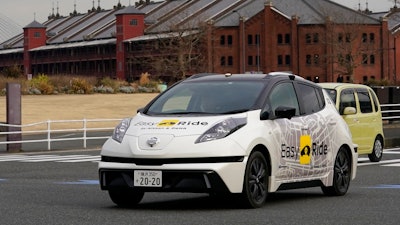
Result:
[323, 88, 337, 104]
[146, 80, 265, 115]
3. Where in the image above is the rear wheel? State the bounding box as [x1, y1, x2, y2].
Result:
[237, 151, 268, 208]
[322, 147, 351, 196]
[108, 189, 144, 208]
[368, 137, 383, 162]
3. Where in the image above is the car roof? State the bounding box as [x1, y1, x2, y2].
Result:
[186, 72, 310, 84]
[319, 82, 373, 90]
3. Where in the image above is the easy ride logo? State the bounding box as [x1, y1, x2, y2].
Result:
[134, 120, 209, 129]
[281, 135, 328, 164]
[299, 135, 311, 165]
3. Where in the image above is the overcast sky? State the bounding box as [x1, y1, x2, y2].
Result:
[0, 0, 397, 27]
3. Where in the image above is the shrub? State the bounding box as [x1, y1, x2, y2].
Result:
[1, 65, 23, 78]
[29, 74, 54, 94]
[70, 77, 93, 94]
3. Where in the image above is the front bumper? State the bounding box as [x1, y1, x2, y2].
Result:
[98, 156, 248, 193]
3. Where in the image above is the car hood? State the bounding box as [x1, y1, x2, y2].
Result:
[126, 113, 244, 137]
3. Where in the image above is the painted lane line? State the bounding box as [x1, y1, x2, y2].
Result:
[358, 159, 400, 167]
[20, 155, 95, 162]
[58, 156, 101, 162]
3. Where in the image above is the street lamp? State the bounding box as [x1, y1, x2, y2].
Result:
[233, 10, 246, 73]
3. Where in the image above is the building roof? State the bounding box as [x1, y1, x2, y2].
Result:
[0, 0, 394, 52]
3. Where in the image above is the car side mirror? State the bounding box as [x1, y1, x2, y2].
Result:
[275, 106, 296, 119]
[260, 111, 270, 120]
[343, 106, 356, 115]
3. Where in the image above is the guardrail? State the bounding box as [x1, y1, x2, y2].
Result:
[381, 104, 400, 121]
[0, 119, 121, 151]
[1, 104, 399, 152]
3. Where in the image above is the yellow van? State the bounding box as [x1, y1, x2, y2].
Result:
[320, 83, 384, 162]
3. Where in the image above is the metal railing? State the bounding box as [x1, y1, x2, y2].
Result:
[0, 118, 121, 151]
[381, 104, 400, 121]
[1, 104, 399, 152]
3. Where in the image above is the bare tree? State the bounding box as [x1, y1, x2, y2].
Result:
[129, 16, 208, 83]
[312, 5, 382, 82]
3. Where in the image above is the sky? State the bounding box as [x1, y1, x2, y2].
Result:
[0, 0, 397, 27]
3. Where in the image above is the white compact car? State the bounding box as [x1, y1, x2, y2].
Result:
[99, 72, 358, 208]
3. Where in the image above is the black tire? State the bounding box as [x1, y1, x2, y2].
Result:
[322, 147, 351, 196]
[368, 137, 383, 162]
[238, 151, 268, 208]
[108, 189, 144, 208]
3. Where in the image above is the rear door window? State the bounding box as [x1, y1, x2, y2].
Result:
[356, 88, 373, 113]
[297, 83, 325, 115]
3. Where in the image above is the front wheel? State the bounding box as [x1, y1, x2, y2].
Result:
[322, 147, 351, 196]
[368, 137, 383, 162]
[237, 151, 269, 208]
[108, 189, 144, 208]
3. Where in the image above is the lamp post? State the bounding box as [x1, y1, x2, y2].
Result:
[233, 10, 246, 73]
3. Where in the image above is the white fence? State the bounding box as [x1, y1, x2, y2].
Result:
[381, 104, 400, 120]
[1, 104, 399, 152]
[0, 119, 121, 151]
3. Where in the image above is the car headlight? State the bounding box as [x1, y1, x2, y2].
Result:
[112, 118, 131, 143]
[195, 117, 246, 143]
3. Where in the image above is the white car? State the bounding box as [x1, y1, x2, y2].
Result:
[99, 72, 358, 208]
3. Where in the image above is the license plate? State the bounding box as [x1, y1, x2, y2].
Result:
[134, 170, 162, 187]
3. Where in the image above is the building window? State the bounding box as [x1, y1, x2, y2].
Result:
[314, 54, 319, 64]
[220, 56, 226, 66]
[248, 35, 253, 45]
[227, 35, 233, 45]
[256, 55, 260, 66]
[248, 56, 253, 65]
[34, 32, 41, 38]
[220, 35, 225, 45]
[370, 55, 375, 64]
[313, 33, 319, 43]
[362, 33, 367, 43]
[345, 33, 351, 42]
[346, 54, 352, 63]
[278, 55, 283, 65]
[370, 33, 375, 42]
[130, 19, 138, 26]
[306, 55, 311, 65]
[277, 34, 283, 44]
[285, 55, 291, 65]
[338, 33, 343, 43]
[306, 33, 312, 43]
[363, 76, 368, 83]
[362, 54, 368, 64]
[285, 34, 291, 44]
[228, 56, 233, 66]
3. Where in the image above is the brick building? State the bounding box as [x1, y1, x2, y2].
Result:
[1, 0, 400, 84]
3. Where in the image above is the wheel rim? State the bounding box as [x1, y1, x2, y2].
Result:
[248, 157, 267, 202]
[334, 151, 350, 192]
[373, 139, 383, 158]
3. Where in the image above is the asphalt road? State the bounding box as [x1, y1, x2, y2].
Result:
[0, 148, 400, 225]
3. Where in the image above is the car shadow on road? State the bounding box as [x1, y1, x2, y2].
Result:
[104, 190, 325, 210]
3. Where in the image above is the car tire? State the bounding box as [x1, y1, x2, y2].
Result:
[322, 147, 351, 196]
[237, 151, 268, 208]
[368, 137, 383, 162]
[108, 189, 144, 208]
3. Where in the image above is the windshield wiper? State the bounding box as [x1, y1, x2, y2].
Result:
[220, 109, 249, 114]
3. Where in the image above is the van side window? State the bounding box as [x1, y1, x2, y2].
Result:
[357, 88, 373, 113]
[339, 89, 356, 114]
[297, 83, 325, 114]
[268, 82, 300, 117]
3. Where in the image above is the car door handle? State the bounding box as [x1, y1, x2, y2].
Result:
[328, 119, 336, 125]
